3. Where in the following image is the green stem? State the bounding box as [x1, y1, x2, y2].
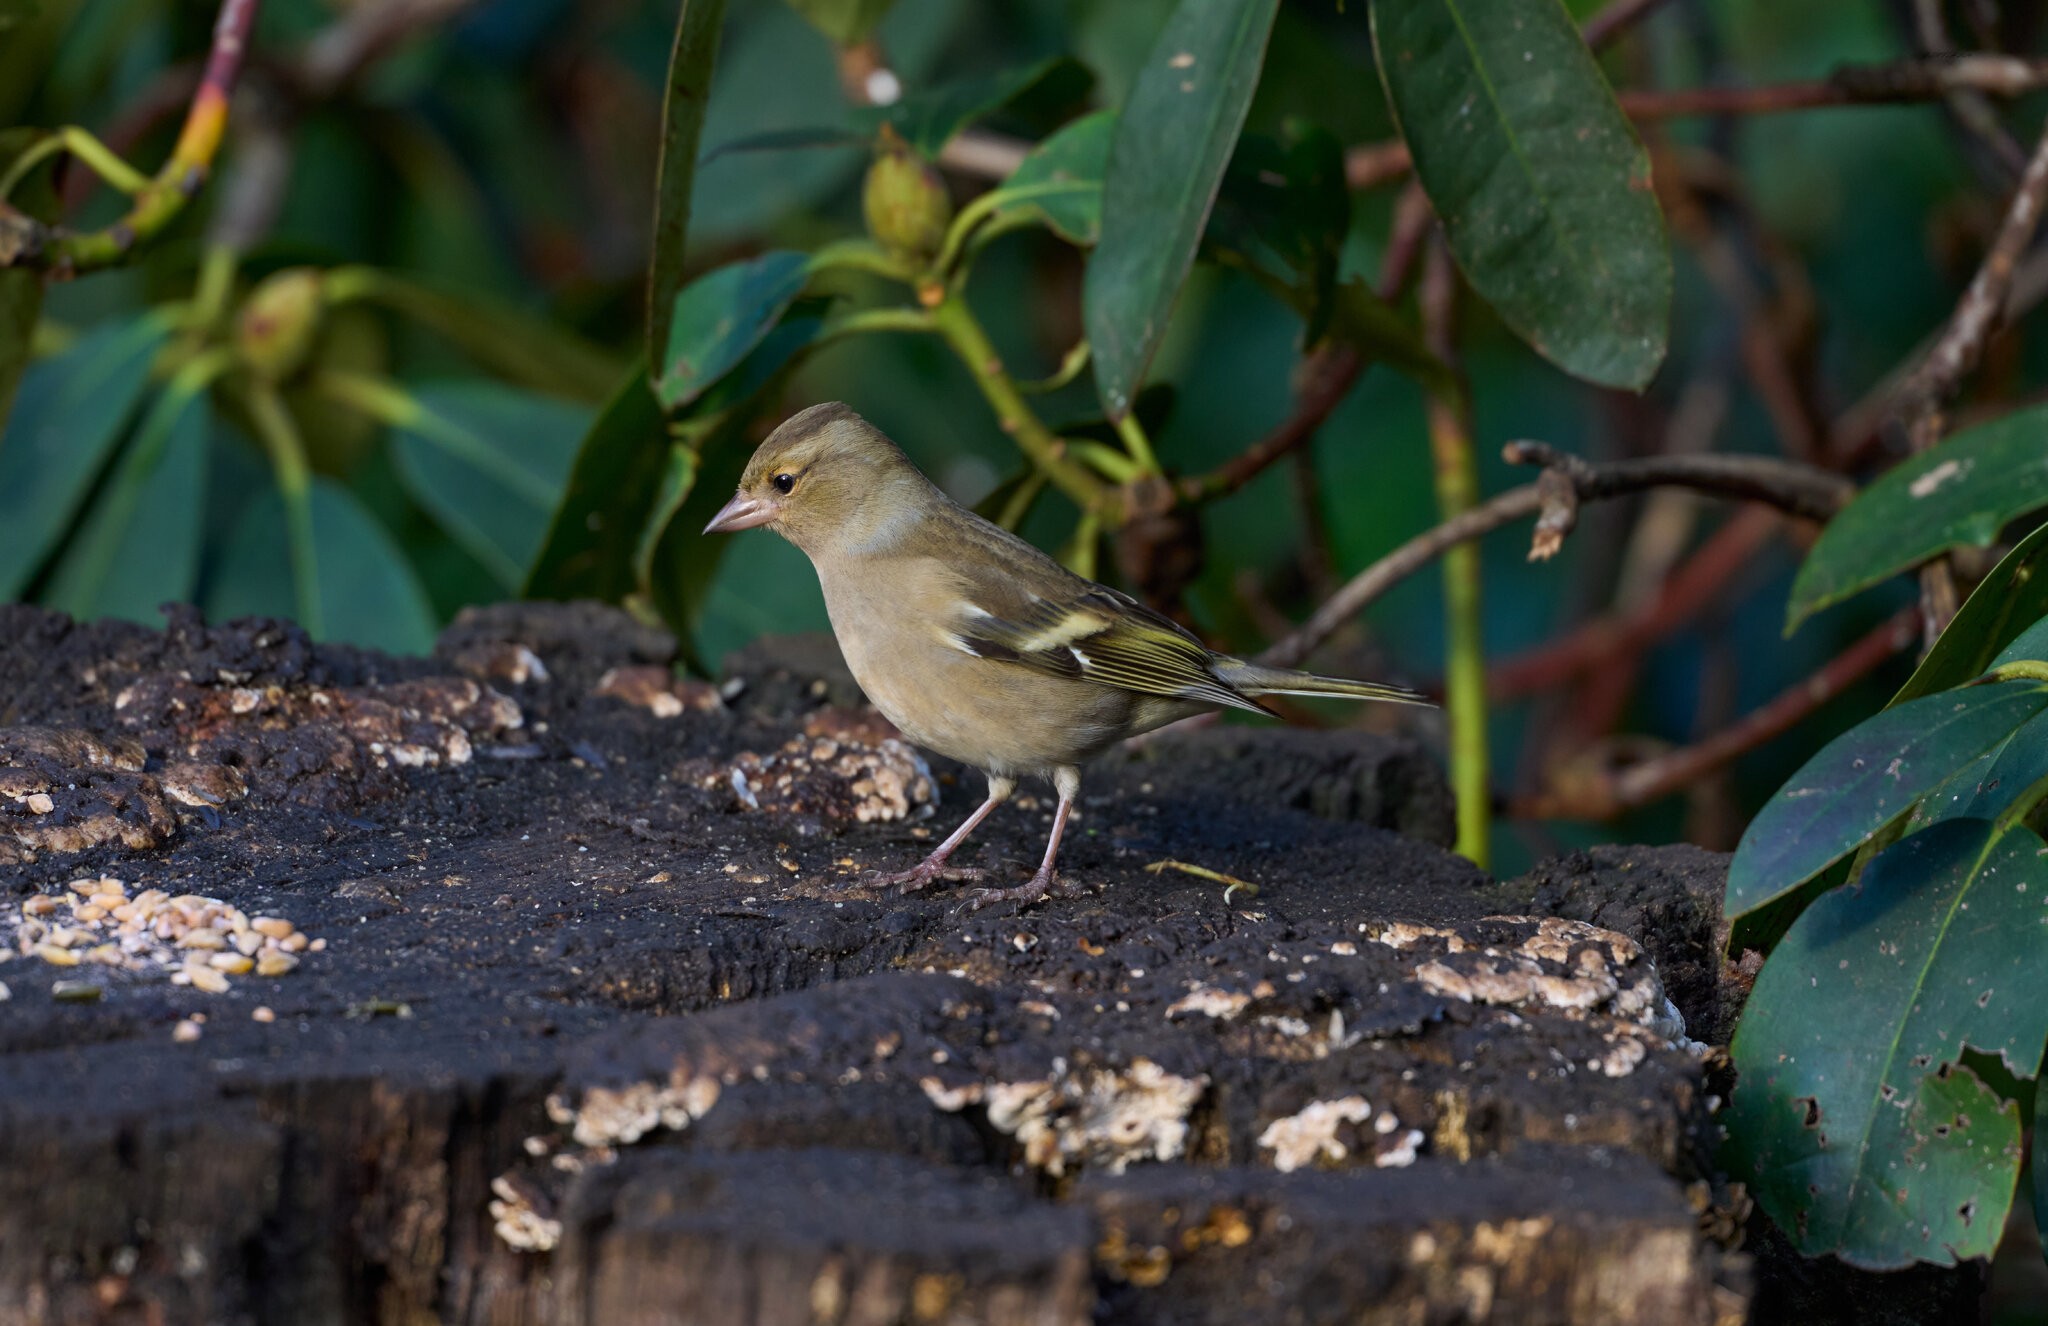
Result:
[243, 382, 323, 639]
[1984, 660, 2048, 684]
[929, 294, 1114, 519]
[1015, 339, 1090, 395]
[934, 186, 1011, 276]
[1068, 439, 1141, 483]
[1062, 508, 1101, 578]
[823, 306, 936, 339]
[0, 127, 152, 201]
[808, 237, 915, 282]
[995, 470, 1048, 531]
[1114, 410, 1161, 475]
[185, 244, 238, 335]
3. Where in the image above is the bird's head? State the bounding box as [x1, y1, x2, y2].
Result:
[703, 402, 931, 555]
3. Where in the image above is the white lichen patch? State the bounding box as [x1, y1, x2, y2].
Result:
[489, 1174, 561, 1252]
[1258, 1095, 1372, 1172]
[553, 1071, 722, 1148]
[928, 1057, 1208, 1176]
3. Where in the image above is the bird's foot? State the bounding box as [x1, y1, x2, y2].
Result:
[862, 858, 990, 895]
[958, 870, 1081, 914]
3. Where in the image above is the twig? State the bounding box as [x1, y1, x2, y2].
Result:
[1513, 607, 1918, 819]
[1178, 345, 1361, 502]
[1581, 0, 1676, 48]
[1908, 0, 2028, 181]
[1341, 56, 2048, 191]
[294, 0, 478, 98]
[1257, 447, 1853, 672]
[0, 0, 261, 273]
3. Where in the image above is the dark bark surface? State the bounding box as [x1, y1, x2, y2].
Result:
[0, 602, 1970, 1324]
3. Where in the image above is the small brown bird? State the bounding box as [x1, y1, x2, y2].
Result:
[704, 402, 1427, 908]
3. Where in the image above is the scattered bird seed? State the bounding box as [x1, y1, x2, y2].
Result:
[4, 879, 317, 995]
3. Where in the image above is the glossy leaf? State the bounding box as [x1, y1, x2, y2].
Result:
[1992, 615, 2048, 671]
[784, 0, 895, 45]
[342, 269, 620, 403]
[523, 358, 667, 601]
[1726, 680, 2048, 918]
[1791, 407, 2048, 628]
[1371, 0, 1670, 390]
[0, 313, 170, 600]
[648, 0, 733, 368]
[207, 478, 437, 654]
[1085, 0, 1280, 419]
[387, 382, 591, 590]
[983, 110, 1115, 246]
[656, 250, 811, 411]
[1727, 818, 2048, 1268]
[42, 381, 211, 624]
[1894, 520, 2048, 703]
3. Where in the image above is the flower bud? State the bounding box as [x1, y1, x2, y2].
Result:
[862, 137, 952, 267]
[235, 268, 326, 383]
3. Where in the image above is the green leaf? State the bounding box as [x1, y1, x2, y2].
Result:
[0, 266, 41, 441]
[1085, 0, 1281, 420]
[1371, 0, 1671, 390]
[698, 126, 868, 166]
[1894, 521, 2048, 703]
[0, 313, 171, 601]
[42, 378, 212, 624]
[1726, 818, 2048, 1268]
[858, 57, 1092, 158]
[2036, 1067, 2048, 1274]
[982, 110, 1116, 246]
[1791, 409, 2048, 629]
[783, 0, 895, 45]
[1992, 616, 2048, 671]
[1726, 680, 2048, 918]
[1208, 121, 1349, 342]
[655, 250, 812, 411]
[387, 382, 591, 590]
[207, 478, 437, 654]
[338, 269, 621, 404]
[648, 0, 734, 368]
[523, 357, 668, 602]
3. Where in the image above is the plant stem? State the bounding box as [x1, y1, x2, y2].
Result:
[1113, 410, 1160, 475]
[243, 380, 323, 639]
[1422, 243, 1489, 868]
[929, 293, 1114, 518]
[0, 127, 153, 201]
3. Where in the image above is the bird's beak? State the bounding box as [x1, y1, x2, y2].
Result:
[703, 491, 776, 535]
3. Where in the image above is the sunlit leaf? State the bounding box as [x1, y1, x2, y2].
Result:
[207, 478, 437, 654]
[1791, 408, 2048, 629]
[1085, 0, 1280, 419]
[648, 0, 733, 367]
[1372, 0, 1670, 390]
[0, 313, 171, 600]
[42, 379, 211, 624]
[1726, 818, 2048, 1268]
[1725, 680, 2048, 918]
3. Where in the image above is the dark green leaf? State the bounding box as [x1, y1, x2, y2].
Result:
[1726, 680, 2048, 918]
[983, 110, 1115, 246]
[1894, 521, 2048, 703]
[42, 380, 211, 624]
[343, 269, 621, 403]
[0, 267, 40, 443]
[1992, 616, 2048, 671]
[698, 126, 868, 166]
[648, 0, 734, 368]
[207, 478, 437, 654]
[784, 0, 896, 45]
[1208, 121, 1349, 342]
[1791, 407, 2048, 629]
[858, 57, 1092, 158]
[655, 250, 811, 411]
[0, 313, 171, 601]
[388, 382, 591, 589]
[524, 358, 667, 601]
[1085, 0, 1281, 419]
[1726, 818, 2048, 1268]
[1371, 0, 1670, 390]
[2036, 1066, 2048, 1275]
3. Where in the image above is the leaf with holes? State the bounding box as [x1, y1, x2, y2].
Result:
[656, 251, 812, 412]
[1371, 0, 1669, 390]
[1085, 0, 1280, 419]
[1726, 680, 2048, 919]
[388, 382, 592, 590]
[1725, 818, 2048, 1268]
[1790, 406, 2048, 629]
[0, 313, 172, 600]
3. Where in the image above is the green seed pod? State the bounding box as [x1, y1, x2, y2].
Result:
[862, 138, 952, 267]
[235, 267, 326, 384]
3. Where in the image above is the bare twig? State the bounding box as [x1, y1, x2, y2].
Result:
[1258, 446, 1852, 671]
[1, 0, 262, 273]
[1513, 607, 1919, 820]
[1178, 346, 1361, 503]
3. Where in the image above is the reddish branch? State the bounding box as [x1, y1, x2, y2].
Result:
[1512, 607, 1919, 820]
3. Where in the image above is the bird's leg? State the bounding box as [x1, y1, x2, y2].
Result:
[869, 774, 1013, 893]
[964, 767, 1083, 911]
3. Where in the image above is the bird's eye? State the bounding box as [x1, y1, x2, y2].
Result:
[772, 472, 796, 494]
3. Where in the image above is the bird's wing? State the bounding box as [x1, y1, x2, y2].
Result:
[950, 575, 1272, 716]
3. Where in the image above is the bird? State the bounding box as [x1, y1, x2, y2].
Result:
[703, 402, 1429, 909]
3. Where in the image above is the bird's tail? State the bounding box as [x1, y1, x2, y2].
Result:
[1215, 660, 1434, 707]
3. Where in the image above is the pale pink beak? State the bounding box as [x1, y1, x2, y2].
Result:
[703, 491, 777, 534]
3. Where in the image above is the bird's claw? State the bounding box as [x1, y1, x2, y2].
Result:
[956, 871, 1080, 914]
[862, 861, 989, 895]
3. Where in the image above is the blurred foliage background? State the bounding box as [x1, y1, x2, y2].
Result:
[0, 0, 2034, 879]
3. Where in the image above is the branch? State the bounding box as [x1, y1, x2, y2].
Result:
[1257, 445, 1853, 671]
[1580, 0, 1675, 48]
[1342, 56, 2048, 190]
[1512, 607, 1919, 820]
[0, 0, 261, 273]
[294, 0, 479, 98]
[1178, 345, 1361, 502]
